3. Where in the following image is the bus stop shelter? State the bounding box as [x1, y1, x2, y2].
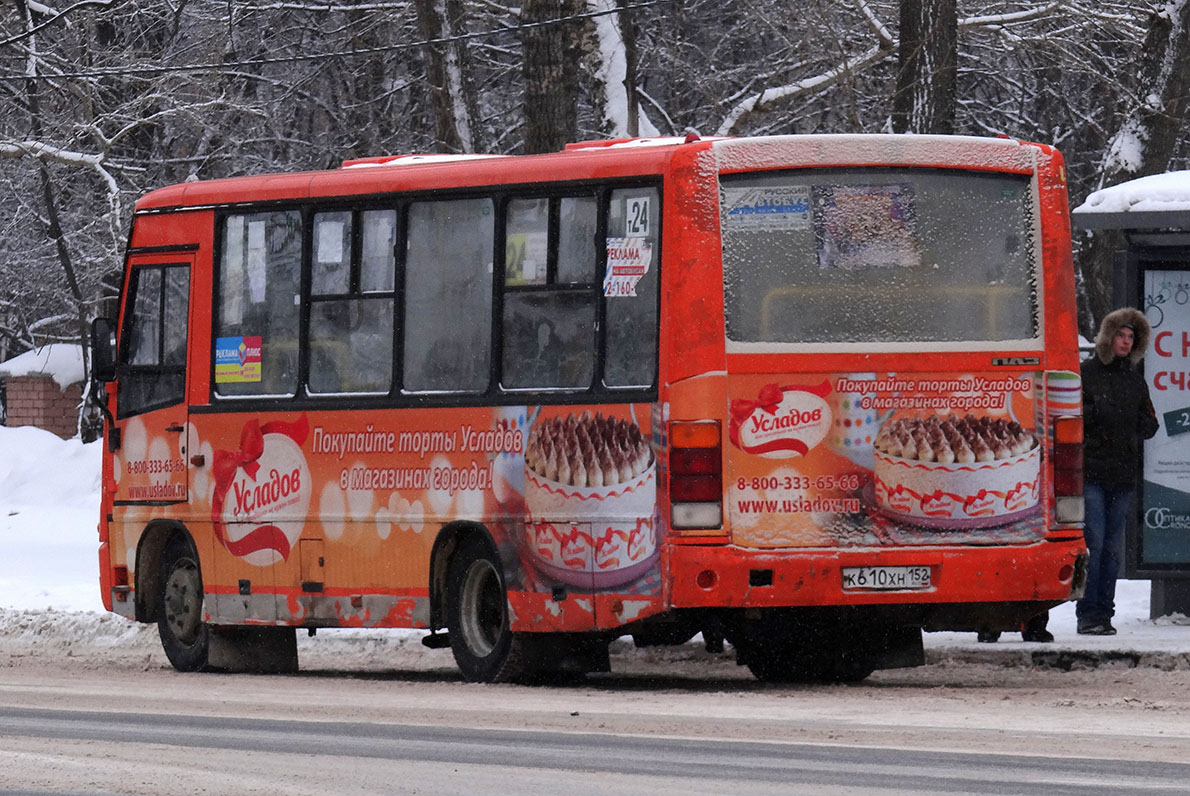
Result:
[1073, 171, 1190, 618]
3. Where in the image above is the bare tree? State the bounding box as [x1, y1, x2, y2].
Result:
[0, 0, 1186, 356]
[416, 0, 483, 152]
[1078, 2, 1190, 327]
[892, 0, 957, 133]
[583, 0, 658, 137]
[521, 0, 581, 153]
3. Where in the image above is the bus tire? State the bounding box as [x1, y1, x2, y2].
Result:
[156, 535, 210, 672]
[741, 642, 817, 683]
[742, 639, 874, 684]
[446, 535, 526, 683]
[825, 654, 876, 684]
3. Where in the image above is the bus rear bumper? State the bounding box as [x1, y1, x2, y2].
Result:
[666, 538, 1087, 615]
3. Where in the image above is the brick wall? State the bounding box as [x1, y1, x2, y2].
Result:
[4, 375, 82, 439]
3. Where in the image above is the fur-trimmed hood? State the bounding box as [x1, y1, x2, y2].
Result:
[1095, 307, 1151, 365]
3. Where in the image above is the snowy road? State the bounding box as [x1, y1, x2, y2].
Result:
[3, 625, 1190, 795]
[4, 701, 1189, 796]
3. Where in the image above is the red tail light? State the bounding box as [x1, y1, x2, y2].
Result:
[1052, 415, 1084, 524]
[670, 421, 723, 530]
[1052, 415, 1083, 496]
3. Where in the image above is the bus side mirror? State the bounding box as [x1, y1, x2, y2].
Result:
[91, 317, 117, 383]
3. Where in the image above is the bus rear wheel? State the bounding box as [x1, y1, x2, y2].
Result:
[739, 638, 875, 684]
[446, 536, 527, 683]
[156, 535, 210, 672]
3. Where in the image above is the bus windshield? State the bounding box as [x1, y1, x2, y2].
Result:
[720, 168, 1038, 346]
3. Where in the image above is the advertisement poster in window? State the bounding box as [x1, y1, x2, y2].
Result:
[812, 184, 921, 270]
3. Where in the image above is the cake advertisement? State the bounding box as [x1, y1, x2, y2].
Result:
[727, 371, 1043, 548]
[109, 402, 660, 633]
[1141, 268, 1190, 566]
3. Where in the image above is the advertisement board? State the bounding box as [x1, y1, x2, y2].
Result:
[726, 372, 1044, 549]
[1141, 268, 1190, 568]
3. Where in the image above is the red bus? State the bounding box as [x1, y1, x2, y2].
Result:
[91, 133, 1086, 682]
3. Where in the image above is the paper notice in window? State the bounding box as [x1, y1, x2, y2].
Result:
[224, 216, 246, 324]
[722, 185, 811, 231]
[604, 237, 652, 297]
[316, 220, 345, 264]
[247, 221, 267, 302]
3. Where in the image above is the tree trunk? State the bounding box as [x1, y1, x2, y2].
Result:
[521, 0, 581, 154]
[892, 0, 957, 134]
[584, 0, 652, 137]
[415, 0, 481, 153]
[620, 0, 639, 136]
[1079, 3, 1190, 330]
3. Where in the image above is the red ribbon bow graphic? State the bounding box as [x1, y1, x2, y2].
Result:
[210, 415, 309, 560]
[728, 381, 831, 453]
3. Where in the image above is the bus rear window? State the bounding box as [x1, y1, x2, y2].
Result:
[720, 169, 1037, 345]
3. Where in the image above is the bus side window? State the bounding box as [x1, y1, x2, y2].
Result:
[501, 196, 597, 390]
[307, 209, 395, 395]
[214, 211, 302, 398]
[403, 199, 494, 393]
[557, 196, 598, 284]
[604, 188, 659, 388]
[117, 264, 189, 418]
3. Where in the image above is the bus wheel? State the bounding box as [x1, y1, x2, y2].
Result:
[446, 536, 526, 683]
[741, 642, 816, 683]
[157, 535, 210, 672]
[825, 654, 876, 684]
[741, 639, 874, 684]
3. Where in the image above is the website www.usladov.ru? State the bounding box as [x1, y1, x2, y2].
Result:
[736, 497, 860, 514]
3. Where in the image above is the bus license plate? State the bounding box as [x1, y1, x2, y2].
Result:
[842, 565, 931, 591]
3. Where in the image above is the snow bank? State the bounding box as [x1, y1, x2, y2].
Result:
[0, 425, 103, 613]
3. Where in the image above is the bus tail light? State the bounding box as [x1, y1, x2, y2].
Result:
[113, 565, 131, 602]
[670, 421, 723, 530]
[1052, 415, 1084, 524]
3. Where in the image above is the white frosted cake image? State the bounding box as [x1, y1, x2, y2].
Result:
[524, 412, 657, 588]
[873, 414, 1040, 528]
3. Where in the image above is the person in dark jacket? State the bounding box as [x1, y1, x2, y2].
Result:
[1078, 307, 1160, 635]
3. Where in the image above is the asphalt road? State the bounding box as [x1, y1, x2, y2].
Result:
[4, 617, 1190, 795]
[2, 652, 1190, 796]
[4, 703, 1190, 796]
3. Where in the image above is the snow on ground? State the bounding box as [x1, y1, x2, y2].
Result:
[0, 425, 104, 613]
[0, 344, 85, 389]
[0, 424, 1185, 659]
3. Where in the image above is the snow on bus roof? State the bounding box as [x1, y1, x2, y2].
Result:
[565, 135, 717, 150]
[341, 153, 509, 168]
[0, 344, 85, 389]
[713, 134, 1039, 173]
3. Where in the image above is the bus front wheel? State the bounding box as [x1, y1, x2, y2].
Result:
[446, 535, 527, 683]
[156, 535, 210, 672]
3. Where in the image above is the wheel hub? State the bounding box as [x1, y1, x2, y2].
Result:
[459, 559, 504, 657]
[164, 560, 203, 645]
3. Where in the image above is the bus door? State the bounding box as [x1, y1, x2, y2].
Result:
[112, 256, 193, 507]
